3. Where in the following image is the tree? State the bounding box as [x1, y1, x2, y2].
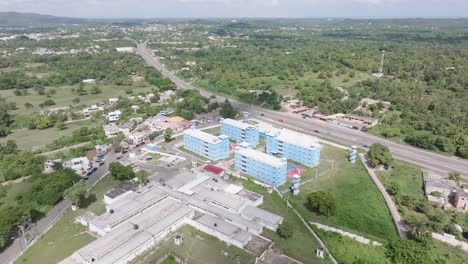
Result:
[109, 162, 135, 181]
[33, 115, 53, 129]
[24, 102, 34, 110]
[307, 191, 336, 216]
[72, 97, 80, 104]
[367, 143, 393, 168]
[148, 131, 161, 141]
[64, 182, 88, 208]
[164, 128, 173, 142]
[277, 221, 294, 239]
[136, 171, 149, 186]
[220, 99, 238, 119]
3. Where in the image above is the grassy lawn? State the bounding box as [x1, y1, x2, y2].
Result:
[314, 229, 389, 264]
[0, 180, 33, 211]
[15, 175, 121, 264]
[131, 225, 255, 264]
[161, 255, 179, 264]
[1, 119, 95, 150]
[240, 179, 326, 264]
[286, 145, 398, 241]
[201, 126, 220, 135]
[15, 211, 96, 264]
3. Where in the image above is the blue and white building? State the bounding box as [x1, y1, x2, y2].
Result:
[220, 118, 259, 147]
[266, 129, 321, 168]
[184, 128, 229, 161]
[235, 142, 288, 187]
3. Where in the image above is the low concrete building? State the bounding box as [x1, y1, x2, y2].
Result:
[103, 123, 120, 138]
[61, 171, 282, 264]
[82, 104, 104, 118]
[106, 110, 122, 122]
[63, 157, 92, 176]
[82, 79, 96, 84]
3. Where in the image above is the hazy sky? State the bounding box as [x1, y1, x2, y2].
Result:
[0, 0, 467, 19]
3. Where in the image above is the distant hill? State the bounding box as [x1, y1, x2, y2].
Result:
[0, 12, 88, 28]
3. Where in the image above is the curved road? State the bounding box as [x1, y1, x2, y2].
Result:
[137, 42, 468, 178]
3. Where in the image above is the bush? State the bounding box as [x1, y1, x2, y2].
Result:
[307, 191, 336, 216]
[368, 143, 393, 168]
[277, 221, 294, 239]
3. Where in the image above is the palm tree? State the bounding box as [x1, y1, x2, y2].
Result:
[24, 102, 34, 110]
[72, 97, 80, 104]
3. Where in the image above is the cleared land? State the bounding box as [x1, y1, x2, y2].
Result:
[286, 145, 398, 241]
[130, 225, 255, 264]
[15, 175, 120, 264]
[1, 119, 95, 150]
[0, 84, 153, 116]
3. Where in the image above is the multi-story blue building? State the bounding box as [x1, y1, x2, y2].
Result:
[184, 128, 229, 161]
[235, 142, 288, 187]
[220, 118, 259, 147]
[266, 129, 321, 168]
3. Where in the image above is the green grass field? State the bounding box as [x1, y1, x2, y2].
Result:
[241, 179, 326, 264]
[286, 145, 398, 241]
[315, 229, 389, 264]
[0, 84, 153, 116]
[15, 175, 120, 264]
[15, 211, 96, 264]
[131, 225, 255, 264]
[161, 255, 179, 264]
[0, 180, 33, 211]
[0, 119, 95, 150]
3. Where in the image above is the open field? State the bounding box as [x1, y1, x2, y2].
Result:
[240, 179, 326, 264]
[131, 225, 255, 264]
[0, 180, 33, 211]
[15, 210, 96, 264]
[15, 175, 120, 264]
[0, 84, 153, 116]
[286, 145, 398, 241]
[314, 229, 389, 264]
[0, 119, 95, 150]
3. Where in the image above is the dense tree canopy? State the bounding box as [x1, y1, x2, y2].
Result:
[368, 143, 394, 168]
[307, 191, 336, 216]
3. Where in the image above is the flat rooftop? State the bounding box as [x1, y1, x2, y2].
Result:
[184, 128, 224, 144]
[236, 147, 286, 168]
[241, 205, 283, 227]
[222, 118, 256, 130]
[269, 129, 320, 150]
[75, 197, 192, 264]
[195, 214, 251, 245]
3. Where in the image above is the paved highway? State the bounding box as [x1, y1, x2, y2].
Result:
[137, 42, 468, 178]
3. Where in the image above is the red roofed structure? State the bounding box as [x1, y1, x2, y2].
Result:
[203, 165, 225, 176]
